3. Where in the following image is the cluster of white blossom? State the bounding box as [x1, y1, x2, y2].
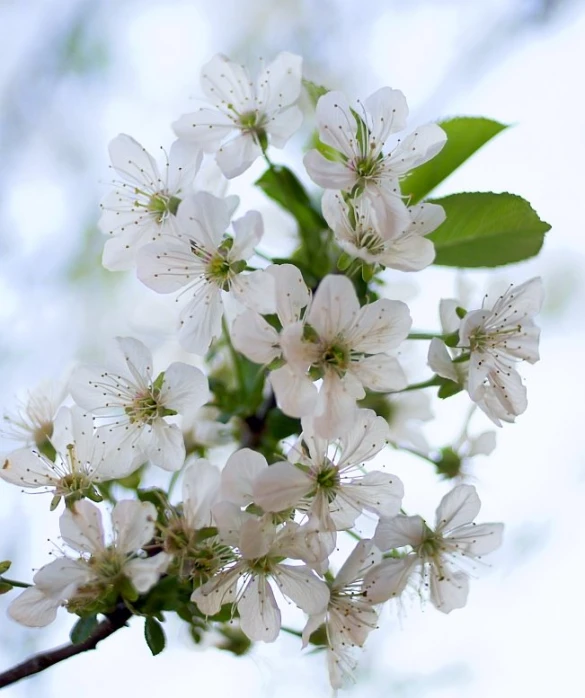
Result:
[0, 51, 544, 691]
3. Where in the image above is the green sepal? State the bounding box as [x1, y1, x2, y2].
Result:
[435, 447, 463, 479]
[153, 371, 165, 392]
[144, 616, 166, 656]
[0, 560, 11, 575]
[118, 576, 139, 603]
[437, 380, 464, 399]
[0, 581, 13, 594]
[50, 495, 62, 511]
[303, 79, 329, 108]
[337, 252, 353, 271]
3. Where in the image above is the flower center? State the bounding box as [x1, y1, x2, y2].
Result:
[145, 191, 181, 223]
[125, 389, 174, 425]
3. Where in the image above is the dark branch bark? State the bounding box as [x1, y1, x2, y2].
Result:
[0, 605, 132, 690]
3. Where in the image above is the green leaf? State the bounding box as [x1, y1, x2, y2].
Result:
[401, 117, 508, 204]
[70, 615, 99, 644]
[0, 581, 13, 594]
[0, 560, 11, 575]
[429, 192, 550, 267]
[255, 165, 330, 280]
[144, 617, 166, 656]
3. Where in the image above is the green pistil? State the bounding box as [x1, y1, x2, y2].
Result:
[314, 463, 340, 501]
[355, 156, 379, 180]
[322, 343, 349, 371]
[146, 192, 181, 223]
[124, 389, 176, 425]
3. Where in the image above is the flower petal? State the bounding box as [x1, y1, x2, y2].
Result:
[112, 500, 156, 554]
[435, 485, 481, 533]
[221, 448, 268, 506]
[60, 500, 105, 554]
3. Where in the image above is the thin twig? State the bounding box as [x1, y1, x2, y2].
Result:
[0, 605, 132, 690]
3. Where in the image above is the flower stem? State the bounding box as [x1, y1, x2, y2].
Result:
[407, 332, 442, 340]
[399, 376, 443, 392]
[281, 625, 303, 638]
[344, 529, 362, 542]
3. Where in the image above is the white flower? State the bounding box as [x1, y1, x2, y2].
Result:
[2, 378, 67, 450]
[69, 337, 209, 472]
[302, 540, 381, 690]
[182, 406, 235, 450]
[363, 485, 503, 613]
[9, 500, 170, 627]
[322, 191, 445, 272]
[191, 508, 329, 642]
[253, 410, 403, 538]
[136, 191, 275, 354]
[272, 274, 411, 438]
[1, 406, 130, 504]
[100, 135, 202, 271]
[458, 277, 543, 425]
[304, 88, 446, 222]
[173, 52, 303, 178]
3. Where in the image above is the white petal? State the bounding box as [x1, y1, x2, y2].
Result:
[136, 240, 200, 294]
[145, 421, 186, 471]
[270, 365, 317, 418]
[252, 461, 312, 512]
[160, 362, 209, 413]
[200, 54, 254, 111]
[177, 285, 224, 355]
[231, 310, 281, 364]
[221, 448, 268, 506]
[60, 500, 105, 554]
[364, 87, 409, 142]
[256, 52, 302, 112]
[238, 575, 281, 642]
[33, 558, 92, 595]
[173, 108, 235, 149]
[125, 552, 171, 593]
[0, 448, 54, 488]
[272, 564, 330, 614]
[8, 587, 62, 628]
[267, 263, 310, 327]
[429, 568, 469, 613]
[216, 134, 262, 179]
[176, 191, 232, 250]
[108, 134, 160, 190]
[114, 337, 154, 385]
[348, 298, 411, 354]
[315, 91, 358, 157]
[167, 139, 203, 192]
[350, 354, 408, 392]
[239, 517, 275, 559]
[230, 269, 276, 315]
[342, 470, 404, 518]
[212, 501, 252, 546]
[362, 556, 418, 604]
[112, 500, 156, 554]
[428, 338, 458, 382]
[387, 123, 447, 175]
[380, 233, 435, 272]
[337, 409, 390, 469]
[445, 522, 504, 556]
[230, 209, 264, 261]
[312, 373, 360, 439]
[373, 514, 425, 550]
[182, 459, 221, 528]
[435, 485, 481, 533]
[265, 106, 303, 148]
[467, 431, 497, 457]
[303, 150, 357, 190]
[192, 566, 240, 616]
[335, 539, 378, 589]
[307, 275, 359, 340]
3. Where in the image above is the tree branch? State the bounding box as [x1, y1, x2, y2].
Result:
[0, 605, 132, 690]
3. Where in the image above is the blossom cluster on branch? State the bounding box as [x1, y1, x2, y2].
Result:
[0, 51, 546, 691]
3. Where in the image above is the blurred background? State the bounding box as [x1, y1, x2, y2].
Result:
[0, 0, 583, 696]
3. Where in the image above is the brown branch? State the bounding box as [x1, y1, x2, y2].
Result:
[0, 605, 132, 690]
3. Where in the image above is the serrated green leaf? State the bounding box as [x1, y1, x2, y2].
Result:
[401, 117, 508, 205]
[429, 192, 550, 267]
[144, 617, 166, 656]
[70, 615, 99, 644]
